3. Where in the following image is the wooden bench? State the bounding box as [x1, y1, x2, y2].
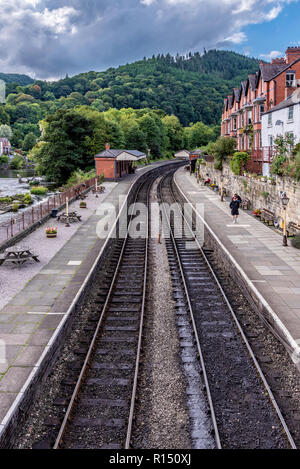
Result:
[287, 221, 300, 237]
[241, 198, 250, 210]
[260, 208, 275, 226]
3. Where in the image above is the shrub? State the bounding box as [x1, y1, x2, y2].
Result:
[12, 202, 19, 212]
[0, 197, 12, 204]
[292, 235, 300, 250]
[23, 193, 33, 205]
[260, 191, 269, 200]
[30, 186, 48, 196]
[10, 154, 25, 170]
[271, 155, 286, 176]
[230, 152, 250, 175]
[0, 155, 9, 165]
[63, 169, 96, 190]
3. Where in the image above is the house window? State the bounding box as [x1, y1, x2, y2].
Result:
[286, 72, 295, 87]
[268, 135, 273, 147]
[288, 106, 294, 122]
[259, 104, 264, 121]
[268, 113, 272, 127]
[259, 132, 262, 148]
[233, 117, 237, 130]
[254, 106, 257, 122]
[247, 110, 252, 124]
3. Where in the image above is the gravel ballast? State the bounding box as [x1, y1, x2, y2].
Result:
[132, 180, 191, 449]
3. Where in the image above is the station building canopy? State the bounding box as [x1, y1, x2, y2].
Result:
[95, 149, 146, 161]
[174, 149, 190, 158]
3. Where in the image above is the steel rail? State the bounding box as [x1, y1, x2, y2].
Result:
[157, 173, 222, 450]
[168, 172, 297, 450]
[125, 180, 150, 449]
[53, 177, 152, 450]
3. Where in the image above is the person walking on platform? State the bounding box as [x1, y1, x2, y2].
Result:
[230, 194, 241, 224]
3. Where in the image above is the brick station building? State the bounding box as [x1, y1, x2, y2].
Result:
[221, 47, 300, 174]
[95, 144, 146, 180]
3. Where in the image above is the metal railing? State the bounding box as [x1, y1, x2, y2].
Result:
[0, 177, 96, 246]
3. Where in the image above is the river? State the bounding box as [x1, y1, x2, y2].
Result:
[0, 169, 50, 224]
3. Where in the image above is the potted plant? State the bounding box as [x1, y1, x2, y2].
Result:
[253, 209, 261, 217]
[80, 201, 87, 208]
[46, 227, 58, 238]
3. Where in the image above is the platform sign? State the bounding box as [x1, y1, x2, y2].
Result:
[0, 80, 5, 104]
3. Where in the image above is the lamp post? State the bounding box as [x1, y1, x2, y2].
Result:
[220, 175, 224, 202]
[281, 194, 289, 247]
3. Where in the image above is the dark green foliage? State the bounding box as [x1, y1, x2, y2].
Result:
[22, 132, 37, 151]
[0, 155, 9, 165]
[0, 73, 34, 86]
[230, 151, 250, 175]
[34, 109, 94, 185]
[211, 136, 236, 170]
[292, 235, 300, 250]
[1, 49, 259, 129]
[10, 154, 24, 169]
[0, 105, 10, 125]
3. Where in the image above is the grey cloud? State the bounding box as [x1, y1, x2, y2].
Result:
[0, 0, 294, 79]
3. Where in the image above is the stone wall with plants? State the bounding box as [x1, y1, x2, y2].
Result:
[202, 161, 300, 225]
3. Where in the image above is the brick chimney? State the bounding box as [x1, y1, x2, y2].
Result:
[105, 143, 110, 150]
[286, 47, 300, 64]
[271, 57, 286, 64]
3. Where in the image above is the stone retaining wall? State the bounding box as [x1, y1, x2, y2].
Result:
[202, 162, 300, 226]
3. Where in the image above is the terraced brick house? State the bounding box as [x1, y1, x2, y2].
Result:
[221, 47, 300, 174]
[0, 138, 11, 156]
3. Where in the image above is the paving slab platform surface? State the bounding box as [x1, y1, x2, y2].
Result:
[0, 160, 177, 443]
[175, 167, 300, 362]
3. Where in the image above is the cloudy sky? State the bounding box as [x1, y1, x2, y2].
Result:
[0, 0, 299, 80]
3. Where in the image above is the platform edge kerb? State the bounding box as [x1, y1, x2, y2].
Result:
[0, 160, 180, 448]
[173, 169, 300, 366]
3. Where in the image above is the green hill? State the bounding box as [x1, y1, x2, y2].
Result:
[0, 73, 34, 86]
[3, 50, 259, 127]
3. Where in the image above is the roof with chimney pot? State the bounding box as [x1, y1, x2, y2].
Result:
[95, 149, 146, 160]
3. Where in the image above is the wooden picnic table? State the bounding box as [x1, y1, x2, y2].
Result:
[57, 211, 82, 223]
[0, 245, 40, 266]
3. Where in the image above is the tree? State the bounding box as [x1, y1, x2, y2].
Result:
[125, 123, 148, 153]
[0, 124, 13, 139]
[138, 114, 163, 159]
[211, 136, 236, 170]
[0, 106, 10, 125]
[22, 132, 37, 151]
[32, 109, 94, 185]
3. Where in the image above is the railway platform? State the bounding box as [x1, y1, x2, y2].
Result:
[0, 159, 176, 446]
[174, 167, 300, 366]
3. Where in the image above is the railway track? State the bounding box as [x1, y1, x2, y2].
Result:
[158, 170, 296, 449]
[53, 172, 154, 449]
